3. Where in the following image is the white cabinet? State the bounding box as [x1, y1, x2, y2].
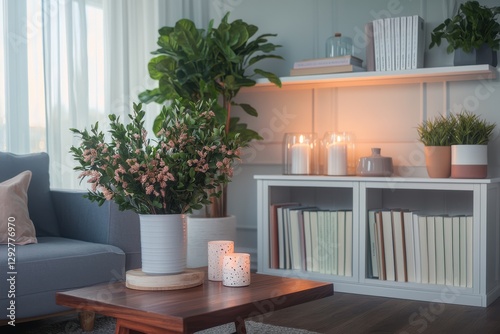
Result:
[255, 175, 500, 307]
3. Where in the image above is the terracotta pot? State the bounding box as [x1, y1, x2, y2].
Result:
[424, 146, 451, 178]
[451, 144, 488, 179]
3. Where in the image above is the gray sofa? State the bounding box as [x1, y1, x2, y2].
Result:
[0, 152, 141, 322]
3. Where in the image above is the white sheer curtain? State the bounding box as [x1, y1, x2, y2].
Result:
[41, 0, 212, 188]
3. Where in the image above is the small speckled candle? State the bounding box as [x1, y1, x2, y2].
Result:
[208, 240, 234, 281]
[222, 253, 251, 287]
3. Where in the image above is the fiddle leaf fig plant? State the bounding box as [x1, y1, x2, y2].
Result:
[429, 1, 500, 53]
[139, 12, 283, 147]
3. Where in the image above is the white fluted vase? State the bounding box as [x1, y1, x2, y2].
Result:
[186, 215, 236, 268]
[139, 214, 186, 275]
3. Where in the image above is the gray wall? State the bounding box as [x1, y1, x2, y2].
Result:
[219, 0, 500, 263]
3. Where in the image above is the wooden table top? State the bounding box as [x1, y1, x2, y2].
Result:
[56, 271, 333, 333]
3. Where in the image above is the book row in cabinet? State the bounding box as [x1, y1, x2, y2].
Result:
[255, 175, 500, 307]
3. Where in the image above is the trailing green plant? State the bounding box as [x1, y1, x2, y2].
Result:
[429, 1, 500, 53]
[417, 114, 456, 146]
[139, 12, 283, 146]
[451, 110, 496, 145]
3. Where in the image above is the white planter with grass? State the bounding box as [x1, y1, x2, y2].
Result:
[451, 144, 488, 179]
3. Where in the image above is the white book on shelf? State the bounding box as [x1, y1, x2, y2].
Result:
[303, 210, 312, 271]
[375, 18, 386, 71]
[466, 215, 473, 288]
[375, 211, 386, 280]
[412, 15, 425, 69]
[406, 15, 413, 70]
[382, 210, 396, 281]
[413, 212, 422, 283]
[288, 207, 306, 270]
[310, 210, 319, 272]
[277, 206, 288, 269]
[317, 210, 326, 273]
[392, 209, 407, 282]
[365, 22, 375, 71]
[400, 16, 407, 70]
[403, 211, 416, 283]
[443, 216, 454, 286]
[384, 18, 393, 71]
[368, 209, 380, 278]
[427, 215, 437, 284]
[452, 216, 461, 286]
[331, 210, 338, 275]
[418, 215, 429, 284]
[394, 17, 401, 71]
[323, 210, 331, 275]
[460, 216, 467, 287]
[337, 210, 346, 276]
[345, 210, 353, 277]
[434, 215, 446, 285]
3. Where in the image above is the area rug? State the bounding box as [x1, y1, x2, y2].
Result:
[12, 315, 319, 334]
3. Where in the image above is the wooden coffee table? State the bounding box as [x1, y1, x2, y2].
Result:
[56, 271, 333, 334]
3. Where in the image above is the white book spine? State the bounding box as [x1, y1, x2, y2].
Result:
[406, 16, 413, 70]
[400, 16, 406, 70]
[394, 17, 401, 71]
[404, 211, 416, 283]
[452, 216, 461, 286]
[331, 211, 338, 276]
[413, 213, 422, 283]
[444, 216, 454, 286]
[368, 210, 379, 278]
[427, 216, 436, 284]
[412, 15, 424, 69]
[345, 211, 353, 277]
[384, 18, 392, 71]
[460, 216, 467, 287]
[466, 216, 473, 288]
[435, 216, 446, 285]
[376, 19, 386, 71]
[418, 215, 429, 284]
[382, 210, 395, 281]
[337, 211, 346, 276]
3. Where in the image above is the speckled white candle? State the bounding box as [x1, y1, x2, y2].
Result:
[208, 240, 234, 281]
[222, 253, 251, 287]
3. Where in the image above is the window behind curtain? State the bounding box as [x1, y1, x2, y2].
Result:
[0, 0, 104, 158]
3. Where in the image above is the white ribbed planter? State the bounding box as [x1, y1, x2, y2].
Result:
[186, 215, 236, 268]
[451, 144, 488, 179]
[139, 214, 186, 275]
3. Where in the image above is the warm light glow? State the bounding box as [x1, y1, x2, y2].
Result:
[299, 134, 304, 144]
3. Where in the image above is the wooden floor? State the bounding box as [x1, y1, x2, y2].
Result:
[3, 293, 500, 333]
[253, 292, 500, 334]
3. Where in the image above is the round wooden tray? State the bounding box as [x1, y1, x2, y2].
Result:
[126, 269, 204, 291]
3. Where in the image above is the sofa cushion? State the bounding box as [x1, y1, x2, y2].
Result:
[0, 152, 60, 236]
[0, 236, 125, 319]
[0, 171, 37, 245]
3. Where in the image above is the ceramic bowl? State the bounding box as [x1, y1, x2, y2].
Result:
[356, 148, 393, 177]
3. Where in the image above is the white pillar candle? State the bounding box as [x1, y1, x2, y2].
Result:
[208, 240, 234, 281]
[291, 136, 311, 174]
[222, 253, 251, 287]
[327, 141, 347, 175]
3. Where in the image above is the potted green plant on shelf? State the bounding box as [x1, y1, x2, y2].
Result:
[449, 110, 496, 179]
[417, 114, 456, 178]
[139, 12, 283, 218]
[429, 1, 500, 67]
[70, 99, 241, 275]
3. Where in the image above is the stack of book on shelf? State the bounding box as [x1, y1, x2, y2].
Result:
[269, 203, 353, 276]
[365, 15, 425, 72]
[290, 55, 365, 76]
[367, 209, 473, 288]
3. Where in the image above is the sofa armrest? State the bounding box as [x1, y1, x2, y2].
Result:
[51, 190, 141, 270]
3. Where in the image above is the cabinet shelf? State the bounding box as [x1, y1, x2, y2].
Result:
[250, 64, 497, 91]
[255, 175, 500, 307]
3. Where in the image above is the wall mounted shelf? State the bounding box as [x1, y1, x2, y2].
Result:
[248, 65, 497, 91]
